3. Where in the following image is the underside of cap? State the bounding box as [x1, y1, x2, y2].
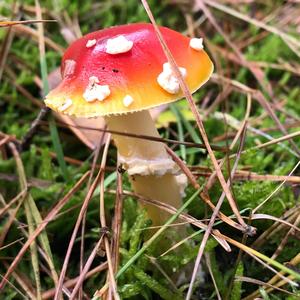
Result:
[44, 23, 213, 118]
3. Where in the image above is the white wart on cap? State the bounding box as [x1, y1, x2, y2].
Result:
[58, 98, 73, 112]
[86, 39, 97, 48]
[189, 38, 204, 51]
[83, 76, 111, 102]
[106, 35, 133, 54]
[123, 95, 134, 107]
[157, 62, 187, 94]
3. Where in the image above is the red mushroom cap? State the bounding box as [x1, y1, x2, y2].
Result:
[45, 23, 213, 117]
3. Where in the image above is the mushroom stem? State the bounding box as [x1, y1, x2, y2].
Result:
[105, 110, 185, 226]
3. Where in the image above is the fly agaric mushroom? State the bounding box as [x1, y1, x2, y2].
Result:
[45, 23, 213, 226]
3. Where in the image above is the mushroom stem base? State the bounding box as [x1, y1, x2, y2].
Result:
[105, 110, 184, 227]
[130, 173, 182, 225]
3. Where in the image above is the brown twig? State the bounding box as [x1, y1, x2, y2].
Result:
[107, 189, 231, 252]
[141, 0, 250, 232]
[0, 19, 56, 27]
[244, 253, 300, 299]
[271, 213, 300, 260]
[53, 168, 104, 299]
[111, 165, 124, 274]
[69, 234, 106, 300]
[165, 146, 200, 189]
[186, 111, 249, 299]
[45, 119, 226, 152]
[0, 171, 90, 291]
[0, 3, 19, 81]
[98, 136, 120, 300]
[41, 262, 107, 299]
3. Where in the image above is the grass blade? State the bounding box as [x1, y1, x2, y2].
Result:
[35, 0, 69, 180]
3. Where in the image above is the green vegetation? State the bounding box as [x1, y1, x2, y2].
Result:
[0, 0, 299, 299]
